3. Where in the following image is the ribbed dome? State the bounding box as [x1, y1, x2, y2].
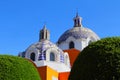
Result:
[28, 40, 63, 52]
[28, 40, 56, 51]
[26, 40, 65, 62]
[58, 26, 100, 44]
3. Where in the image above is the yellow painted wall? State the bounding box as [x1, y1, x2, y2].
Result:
[46, 66, 58, 80]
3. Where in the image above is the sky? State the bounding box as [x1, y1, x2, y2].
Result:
[0, 0, 120, 55]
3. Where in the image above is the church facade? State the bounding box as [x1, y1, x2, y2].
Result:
[19, 13, 100, 80]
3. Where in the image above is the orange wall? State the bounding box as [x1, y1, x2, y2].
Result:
[64, 49, 80, 67]
[37, 66, 58, 80]
[59, 72, 70, 80]
[37, 66, 47, 80]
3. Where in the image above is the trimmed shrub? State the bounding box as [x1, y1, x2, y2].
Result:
[69, 37, 120, 80]
[0, 55, 40, 80]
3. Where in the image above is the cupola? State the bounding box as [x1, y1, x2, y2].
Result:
[39, 25, 50, 41]
[73, 13, 82, 27]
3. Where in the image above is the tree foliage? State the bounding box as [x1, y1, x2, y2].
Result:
[69, 37, 120, 80]
[0, 55, 41, 80]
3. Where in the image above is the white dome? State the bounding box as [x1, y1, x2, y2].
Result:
[19, 26, 71, 72]
[57, 14, 100, 51]
[21, 40, 71, 72]
[25, 40, 65, 62]
[58, 26, 100, 44]
[27, 40, 59, 52]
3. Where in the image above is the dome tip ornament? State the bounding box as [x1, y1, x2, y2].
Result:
[43, 24, 47, 30]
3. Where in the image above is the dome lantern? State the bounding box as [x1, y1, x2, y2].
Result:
[39, 25, 50, 41]
[73, 13, 82, 27]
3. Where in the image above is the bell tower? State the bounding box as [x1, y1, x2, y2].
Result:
[39, 25, 50, 41]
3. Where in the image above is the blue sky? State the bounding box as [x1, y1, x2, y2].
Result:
[0, 0, 120, 55]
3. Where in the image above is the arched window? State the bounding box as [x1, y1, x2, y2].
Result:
[50, 53, 55, 61]
[69, 41, 74, 49]
[30, 53, 35, 61]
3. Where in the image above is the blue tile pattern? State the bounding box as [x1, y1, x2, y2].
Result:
[25, 40, 65, 63]
[60, 54, 64, 63]
[38, 53, 46, 60]
[58, 27, 100, 44]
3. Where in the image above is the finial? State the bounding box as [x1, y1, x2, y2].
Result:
[76, 11, 79, 17]
[43, 21, 47, 29]
[43, 24, 46, 30]
[76, 8, 79, 16]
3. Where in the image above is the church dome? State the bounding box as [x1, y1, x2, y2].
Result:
[26, 40, 65, 63]
[58, 26, 100, 44]
[57, 13, 100, 51]
[19, 26, 71, 72]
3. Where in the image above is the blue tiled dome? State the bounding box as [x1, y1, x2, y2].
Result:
[26, 40, 65, 63]
[58, 26, 100, 44]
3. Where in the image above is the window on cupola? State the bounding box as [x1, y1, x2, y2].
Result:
[69, 41, 74, 49]
[50, 52, 55, 61]
[30, 53, 35, 61]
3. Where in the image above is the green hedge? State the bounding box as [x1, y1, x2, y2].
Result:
[69, 37, 120, 80]
[0, 55, 40, 80]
